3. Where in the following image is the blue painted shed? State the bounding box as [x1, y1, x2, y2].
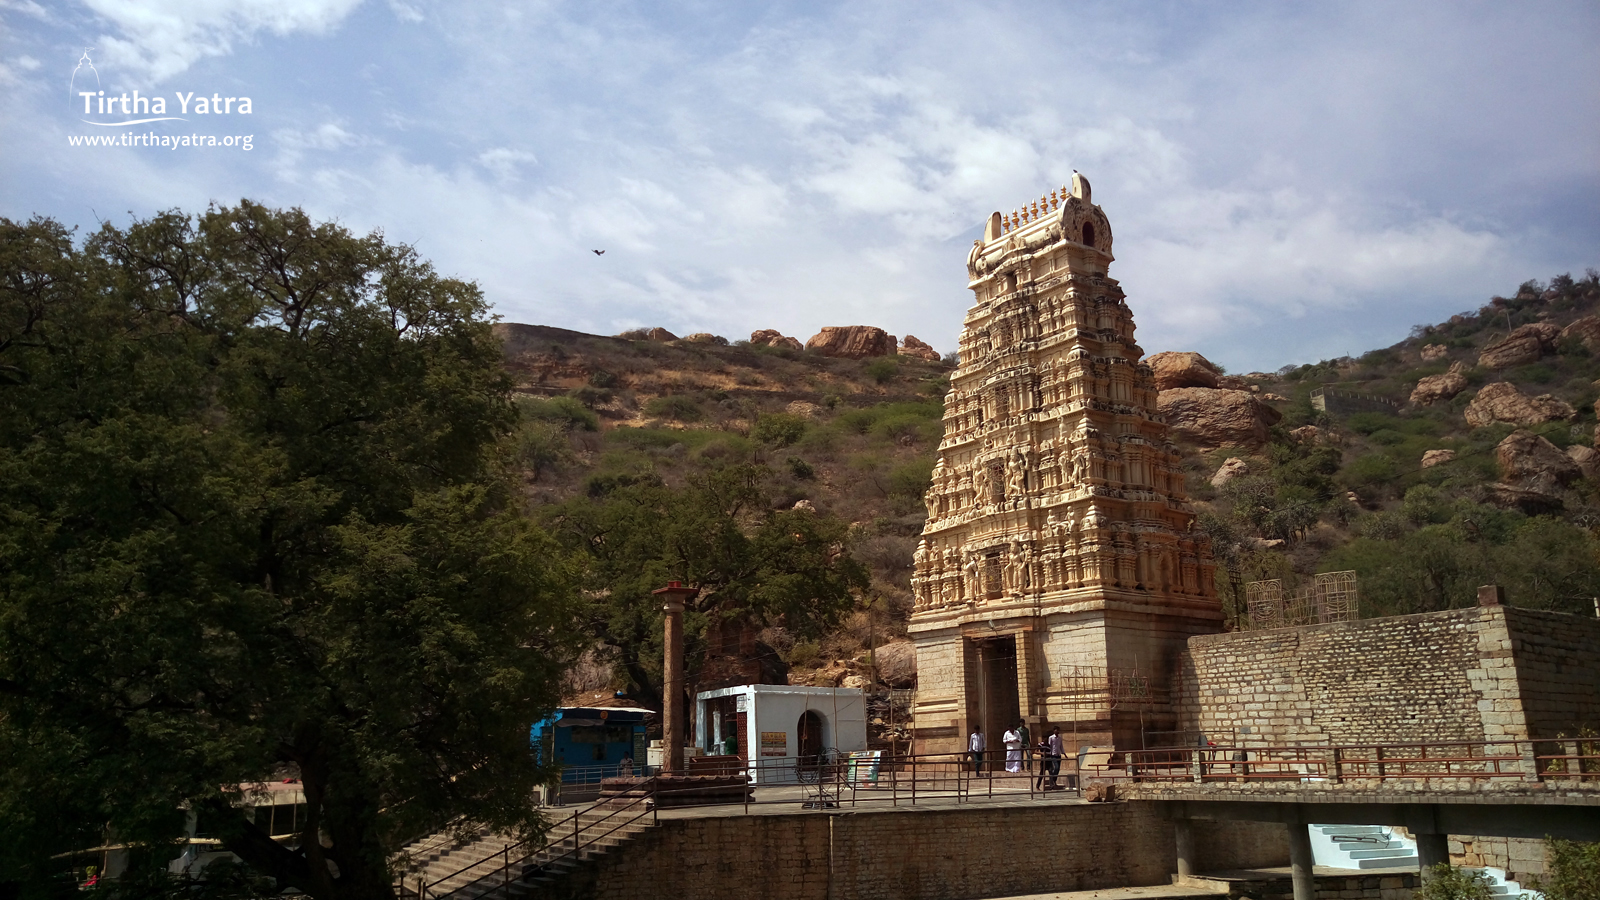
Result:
[531, 706, 652, 783]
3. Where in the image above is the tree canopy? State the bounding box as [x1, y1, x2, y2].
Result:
[540, 465, 868, 707]
[0, 204, 575, 899]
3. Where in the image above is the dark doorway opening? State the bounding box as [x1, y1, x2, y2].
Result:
[973, 636, 1019, 771]
[797, 710, 825, 763]
[1081, 222, 1095, 246]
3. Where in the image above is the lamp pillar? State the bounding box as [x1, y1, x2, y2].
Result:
[654, 581, 698, 774]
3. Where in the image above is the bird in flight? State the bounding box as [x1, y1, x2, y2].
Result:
[592, 249, 605, 256]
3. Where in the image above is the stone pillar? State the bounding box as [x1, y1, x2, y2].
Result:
[1417, 833, 1449, 877]
[1015, 626, 1038, 723]
[1174, 819, 1195, 879]
[1287, 823, 1314, 900]
[654, 581, 698, 774]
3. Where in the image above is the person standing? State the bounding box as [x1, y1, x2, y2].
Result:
[968, 726, 986, 774]
[1018, 720, 1032, 775]
[1043, 726, 1063, 789]
[1003, 723, 1023, 774]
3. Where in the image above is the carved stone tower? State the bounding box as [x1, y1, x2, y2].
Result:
[908, 174, 1220, 755]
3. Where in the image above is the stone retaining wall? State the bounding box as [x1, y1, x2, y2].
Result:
[544, 802, 1288, 900]
[1174, 606, 1521, 745]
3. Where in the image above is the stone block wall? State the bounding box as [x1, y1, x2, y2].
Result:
[1171, 605, 1600, 748]
[910, 631, 964, 754]
[1173, 607, 1528, 746]
[548, 803, 1288, 900]
[1503, 608, 1600, 739]
[1451, 835, 1549, 888]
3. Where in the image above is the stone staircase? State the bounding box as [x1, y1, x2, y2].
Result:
[392, 805, 656, 900]
[1308, 824, 1419, 869]
[1307, 824, 1539, 898]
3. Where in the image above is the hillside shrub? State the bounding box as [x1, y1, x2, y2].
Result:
[1340, 453, 1399, 491]
[887, 458, 934, 500]
[786, 456, 816, 480]
[752, 413, 808, 447]
[643, 394, 705, 422]
[1413, 864, 1493, 900]
[1531, 838, 1600, 900]
[520, 395, 599, 431]
[865, 357, 899, 384]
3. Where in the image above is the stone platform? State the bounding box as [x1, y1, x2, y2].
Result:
[598, 774, 752, 808]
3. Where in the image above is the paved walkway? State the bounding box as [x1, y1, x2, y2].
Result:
[975, 886, 1222, 900]
[650, 779, 1084, 821]
[975, 866, 1418, 900]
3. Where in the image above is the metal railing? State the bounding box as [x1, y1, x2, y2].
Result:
[1085, 739, 1600, 786]
[396, 749, 1084, 900]
[400, 796, 652, 900]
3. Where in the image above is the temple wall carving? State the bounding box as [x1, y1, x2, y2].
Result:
[910, 174, 1223, 754]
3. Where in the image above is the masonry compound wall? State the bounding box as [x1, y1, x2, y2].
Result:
[1172, 603, 1600, 886]
[1173, 605, 1600, 747]
[546, 803, 1287, 900]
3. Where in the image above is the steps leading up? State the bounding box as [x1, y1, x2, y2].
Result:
[1307, 824, 1541, 898]
[393, 804, 658, 900]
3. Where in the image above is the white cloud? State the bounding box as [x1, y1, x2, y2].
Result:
[2, 1, 1593, 373]
[0, 0, 50, 21]
[83, 0, 365, 81]
[476, 147, 537, 181]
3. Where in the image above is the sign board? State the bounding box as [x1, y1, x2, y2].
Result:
[735, 694, 748, 712]
[760, 731, 787, 757]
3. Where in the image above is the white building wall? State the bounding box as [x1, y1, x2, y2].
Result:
[696, 685, 867, 784]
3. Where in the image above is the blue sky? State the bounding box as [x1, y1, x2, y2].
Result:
[3, 1, 1596, 372]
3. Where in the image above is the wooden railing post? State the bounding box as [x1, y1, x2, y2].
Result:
[1329, 747, 1343, 784]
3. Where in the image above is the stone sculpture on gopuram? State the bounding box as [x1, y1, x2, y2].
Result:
[909, 173, 1221, 756]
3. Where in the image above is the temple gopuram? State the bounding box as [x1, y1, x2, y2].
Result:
[909, 173, 1222, 754]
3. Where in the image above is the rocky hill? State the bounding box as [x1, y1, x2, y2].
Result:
[1167, 270, 1600, 623]
[496, 324, 949, 707]
[505, 271, 1600, 705]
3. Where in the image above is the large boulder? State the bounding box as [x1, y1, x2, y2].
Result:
[1566, 445, 1600, 480]
[1210, 457, 1251, 489]
[683, 332, 729, 345]
[1420, 449, 1457, 469]
[1484, 483, 1566, 516]
[1157, 387, 1283, 450]
[1410, 362, 1469, 406]
[1463, 382, 1575, 428]
[1495, 430, 1581, 495]
[750, 329, 803, 351]
[899, 334, 941, 362]
[1146, 351, 1222, 391]
[805, 326, 898, 359]
[1477, 323, 1560, 369]
[647, 327, 679, 343]
[1419, 343, 1449, 362]
[873, 641, 917, 689]
[1560, 316, 1600, 352]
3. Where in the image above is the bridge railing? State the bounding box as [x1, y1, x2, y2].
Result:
[1086, 739, 1600, 787]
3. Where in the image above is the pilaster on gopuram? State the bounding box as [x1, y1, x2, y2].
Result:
[910, 173, 1222, 749]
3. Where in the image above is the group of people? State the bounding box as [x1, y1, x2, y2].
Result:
[967, 722, 1066, 789]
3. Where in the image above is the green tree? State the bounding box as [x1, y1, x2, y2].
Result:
[1413, 864, 1493, 900]
[0, 206, 575, 899]
[1532, 839, 1600, 900]
[541, 464, 867, 706]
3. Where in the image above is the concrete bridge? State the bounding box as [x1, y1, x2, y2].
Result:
[1103, 738, 1600, 900]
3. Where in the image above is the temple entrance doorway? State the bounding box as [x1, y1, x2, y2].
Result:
[797, 710, 825, 764]
[970, 636, 1019, 771]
